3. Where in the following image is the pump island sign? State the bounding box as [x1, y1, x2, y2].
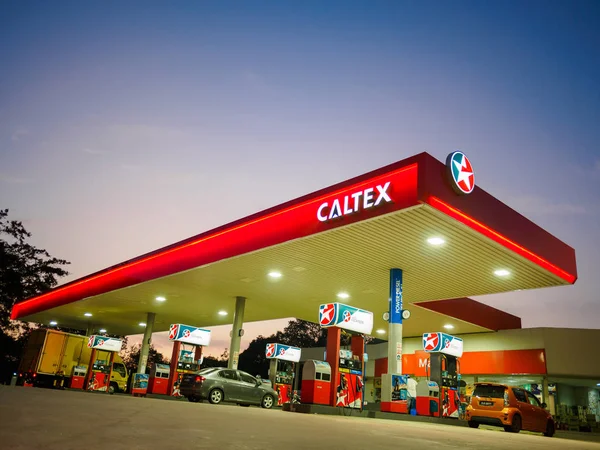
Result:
[317, 181, 392, 222]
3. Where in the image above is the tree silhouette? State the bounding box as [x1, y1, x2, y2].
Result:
[121, 343, 167, 374]
[0, 209, 70, 383]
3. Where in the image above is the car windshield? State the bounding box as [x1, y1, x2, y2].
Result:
[473, 384, 505, 399]
[198, 367, 219, 375]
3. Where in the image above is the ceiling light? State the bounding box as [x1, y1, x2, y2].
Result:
[597, 383, 600, 387]
[427, 237, 445, 246]
[155, 296, 166, 302]
[218, 310, 228, 316]
[494, 269, 510, 277]
[84, 312, 93, 317]
[337, 292, 350, 299]
[443, 324, 454, 330]
[376, 329, 386, 334]
[49, 321, 57, 326]
[139, 322, 146, 327]
[268, 271, 282, 278]
[99, 329, 107, 333]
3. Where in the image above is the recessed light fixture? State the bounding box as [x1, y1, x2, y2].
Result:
[337, 292, 350, 299]
[99, 329, 107, 333]
[427, 237, 445, 246]
[376, 329, 386, 334]
[49, 321, 57, 326]
[84, 312, 93, 317]
[443, 324, 454, 330]
[155, 296, 166, 302]
[268, 271, 282, 278]
[494, 269, 511, 277]
[218, 310, 228, 316]
[139, 322, 146, 327]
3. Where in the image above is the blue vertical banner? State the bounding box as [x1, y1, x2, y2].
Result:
[389, 268, 403, 324]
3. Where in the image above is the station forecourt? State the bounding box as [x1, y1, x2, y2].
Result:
[12, 151, 596, 428]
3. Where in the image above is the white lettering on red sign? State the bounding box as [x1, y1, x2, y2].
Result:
[317, 182, 392, 222]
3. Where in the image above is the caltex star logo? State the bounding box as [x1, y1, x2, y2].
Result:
[279, 347, 286, 356]
[343, 310, 352, 322]
[446, 151, 475, 195]
[88, 336, 95, 348]
[183, 329, 191, 338]
[423, 333, 440, 351]
[266, 344, 275, 357]
[169, 324, 178, 340]
[319, 303, 336, 326]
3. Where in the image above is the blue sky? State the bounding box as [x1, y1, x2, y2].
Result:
[1, 1, 599, 356]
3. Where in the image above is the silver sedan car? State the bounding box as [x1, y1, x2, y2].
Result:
[180, 367, 279, 409]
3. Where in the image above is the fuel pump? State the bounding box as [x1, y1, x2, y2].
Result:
[422, 332, 463, 418]
[167, 323, 211, 397]
[318, 302, 373, 410]
[265, 343, 301, 406]
[337, 347, 364, 408]
[84, 335, 124, 394]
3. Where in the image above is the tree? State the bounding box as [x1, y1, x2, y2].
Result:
[237, 319, 385, 378]
[121, 343, 167, 374]
[0, 209, 70, 383]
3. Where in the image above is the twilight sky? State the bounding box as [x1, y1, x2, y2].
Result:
[1, 1, 599, 357]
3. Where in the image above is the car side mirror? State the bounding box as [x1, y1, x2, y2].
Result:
[541, 402, 547, 409]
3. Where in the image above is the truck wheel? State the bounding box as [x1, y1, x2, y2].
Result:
[108, 383, 118, 395]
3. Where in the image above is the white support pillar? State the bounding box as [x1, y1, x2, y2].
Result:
[228, 296, 246, 370]
[381, 268, 404, 406]
[137, 312, 155, 374]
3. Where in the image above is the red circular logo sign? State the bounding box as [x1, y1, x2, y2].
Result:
[446, 151, 475, 195]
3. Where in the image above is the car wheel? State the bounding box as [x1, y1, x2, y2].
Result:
[208, 389, 223, 405]
[468, 421, 479, 429]
[261, 394, 275, 409]
[543, 420, 555, 437]
[506, 415, 521, 433]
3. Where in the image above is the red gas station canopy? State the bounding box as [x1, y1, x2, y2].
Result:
[11, 152, 577, 336]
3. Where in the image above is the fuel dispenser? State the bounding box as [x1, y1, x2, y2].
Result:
[148, 363, 170, 395]
[337, 349, 365, 408]
[84, 335, 123, 393]
[318, 302, 373, 409]
[70, 365, 87, 390]
[167, 323, 211, 397]
[301, 360, 331, 405]
[415, 380, 440, 416]
[265, 343, 301, 406]
[422, 332, 463, 418]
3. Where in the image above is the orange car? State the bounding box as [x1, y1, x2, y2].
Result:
[466, 382, 555, 437]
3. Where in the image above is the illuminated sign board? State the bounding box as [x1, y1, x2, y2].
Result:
[319, 303, 374, 335]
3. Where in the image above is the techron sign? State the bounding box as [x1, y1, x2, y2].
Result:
[317, 181, 392, 222]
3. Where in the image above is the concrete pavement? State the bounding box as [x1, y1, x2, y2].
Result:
[0, 386, 598, 450]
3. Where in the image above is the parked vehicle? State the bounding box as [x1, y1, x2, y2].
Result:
[18, 328, 128, 393]
[466, 382, 555, 437]
[180, 367, 278, 409]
